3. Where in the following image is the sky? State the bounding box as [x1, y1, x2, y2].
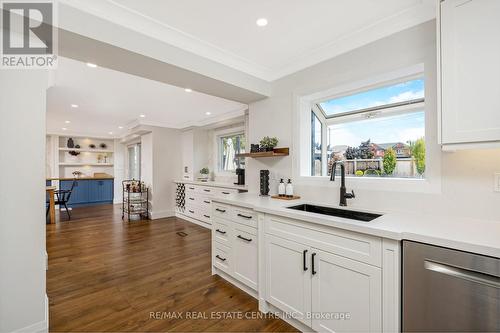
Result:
[319, 79, 425, 147]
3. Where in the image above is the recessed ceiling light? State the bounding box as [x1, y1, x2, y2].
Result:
[256, 18, 268, 27]
[139, 114, 146, 118]
[118, 126, 123, 129]
[62, 128, 67, 131]
[86, 62, 98, 68]
[108, 132, 113, 135]
[205, 112, 211, 116]
[65, 120, 71, 124]
[71, 104, 78, 108]
[185, 88, 192, 93]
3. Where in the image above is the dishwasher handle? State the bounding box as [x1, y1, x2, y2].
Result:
[424, 260, 500, 289]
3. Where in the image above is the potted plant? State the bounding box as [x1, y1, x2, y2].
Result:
[260, 136, 279, 152]
[199, 167, 210, 181]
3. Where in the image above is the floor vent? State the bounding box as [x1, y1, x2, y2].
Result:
[176, 231, 188, 237]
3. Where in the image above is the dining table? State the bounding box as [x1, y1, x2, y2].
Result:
[46, 186, 56, 224]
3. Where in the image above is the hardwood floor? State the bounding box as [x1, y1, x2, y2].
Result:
[46, 204, 297, 332]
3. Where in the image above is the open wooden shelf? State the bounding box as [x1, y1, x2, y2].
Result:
[59, 147, 114, 154]
[236, 147, 289, 158]
[59, 163, 114, 167]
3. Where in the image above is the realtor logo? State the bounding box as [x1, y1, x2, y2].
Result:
[1, 1, 57, 68]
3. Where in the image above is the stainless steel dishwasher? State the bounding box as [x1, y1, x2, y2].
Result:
[402, 241, 500, 332]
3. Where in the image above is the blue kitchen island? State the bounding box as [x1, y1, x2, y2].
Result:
[46, 177, 114, 207]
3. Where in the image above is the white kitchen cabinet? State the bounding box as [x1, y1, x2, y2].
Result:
[265, 234, 312, 327]
[263, 214, 385, 332]
[439, 0, 500, 147]
[211, 203, 259, 292]
[233, 223, 258, 289]
[311, 250, 382, 333]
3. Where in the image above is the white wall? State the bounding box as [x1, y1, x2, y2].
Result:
[138, 126, 182, 219]
[0, 70, 48, 332]
[113, 140, 126, 203]
[151, 127, 182, 219]
[247, 20, 500, 221]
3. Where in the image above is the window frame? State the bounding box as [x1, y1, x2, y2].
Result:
[214, 126, 246, 175]
[293, 63, 442, 194]
[126, 142, 141, 181]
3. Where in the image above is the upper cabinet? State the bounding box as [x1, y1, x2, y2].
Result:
[439, 0, 500, 149]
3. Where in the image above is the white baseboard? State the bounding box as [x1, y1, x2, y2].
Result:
[150, 209, 175, 220]
[175, 213, 211, 229]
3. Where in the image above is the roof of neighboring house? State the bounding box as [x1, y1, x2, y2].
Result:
[372, 142, 409, 150]
[331, 145, 348, 152]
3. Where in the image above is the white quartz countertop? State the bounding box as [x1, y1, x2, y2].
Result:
[211, 192, 500, 258]
[174, 179, 248, 191]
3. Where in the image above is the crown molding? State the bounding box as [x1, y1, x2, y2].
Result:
[59, 0, 436, 82]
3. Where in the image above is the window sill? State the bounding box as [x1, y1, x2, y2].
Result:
[296, 175, 441, 194]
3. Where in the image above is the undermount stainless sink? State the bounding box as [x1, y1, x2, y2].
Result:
[286, 204, 382, 222]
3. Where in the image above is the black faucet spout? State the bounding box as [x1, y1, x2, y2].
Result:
[330, 161, 355, 206]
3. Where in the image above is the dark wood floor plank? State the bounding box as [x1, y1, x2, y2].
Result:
[47, 204, 297, 332]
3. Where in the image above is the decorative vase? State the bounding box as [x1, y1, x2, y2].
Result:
[67, 138, 75, 148]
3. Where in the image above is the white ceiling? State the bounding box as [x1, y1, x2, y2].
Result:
[62, 0, 436, 81]
[47, 57, 247, 138]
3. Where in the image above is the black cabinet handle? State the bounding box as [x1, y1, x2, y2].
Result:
[222, 192, 230, 195]
[215, 229, 226, 235]
[303, 249, 308, 271]
[203, 215, 210, 219]
[189, 187, 195, 190]
[237, 213, 252, 219]
[189, 197, 195, 200]
[189, 210, 194, 214]
[204, 200, 211, 204]
[216, 208, 226, 213]
[311, 253, 317, 275]
[215, 255, 226, 262]
[237, 235, 252, 242]
[204, 189, 211, 192]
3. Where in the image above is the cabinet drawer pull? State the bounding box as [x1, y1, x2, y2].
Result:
[215, 255, 226, 262]
[189, 197, 195, 200]
[311, 253, 317, 275]
[204, 200, 211, 204]
[237, 213, 252, 219]
[237, 235, 252, 242]
[188, 187, 195, 190]
[203, 215, 210, 219]
[204, 189, 211, 192]
[216, 208, 226, 213]
[215, 229, 226, 235]
[189, 210, 195, 214]
[303, 249, 308, 271]
[222, 192, 230, 195]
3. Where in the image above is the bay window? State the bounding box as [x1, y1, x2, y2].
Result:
[310, 77, 426, 179]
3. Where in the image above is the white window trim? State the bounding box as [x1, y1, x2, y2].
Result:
[292, 63, 442, 194]
[213, 125, 245, 176]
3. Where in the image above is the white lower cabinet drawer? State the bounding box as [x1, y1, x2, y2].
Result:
[231, 206, 257, 228]
[212, 202, 231, 219]
[216, 188, 238, 196]
[232, 223, 258, 290]
[213, 219, 231, 246]
[213, 242, 231, 274]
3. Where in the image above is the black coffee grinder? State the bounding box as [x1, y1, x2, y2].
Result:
[235, 168, 245, 185]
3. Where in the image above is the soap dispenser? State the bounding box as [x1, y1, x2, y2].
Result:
[278, 178, 286, 197]
[285, 179, 294, 198]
